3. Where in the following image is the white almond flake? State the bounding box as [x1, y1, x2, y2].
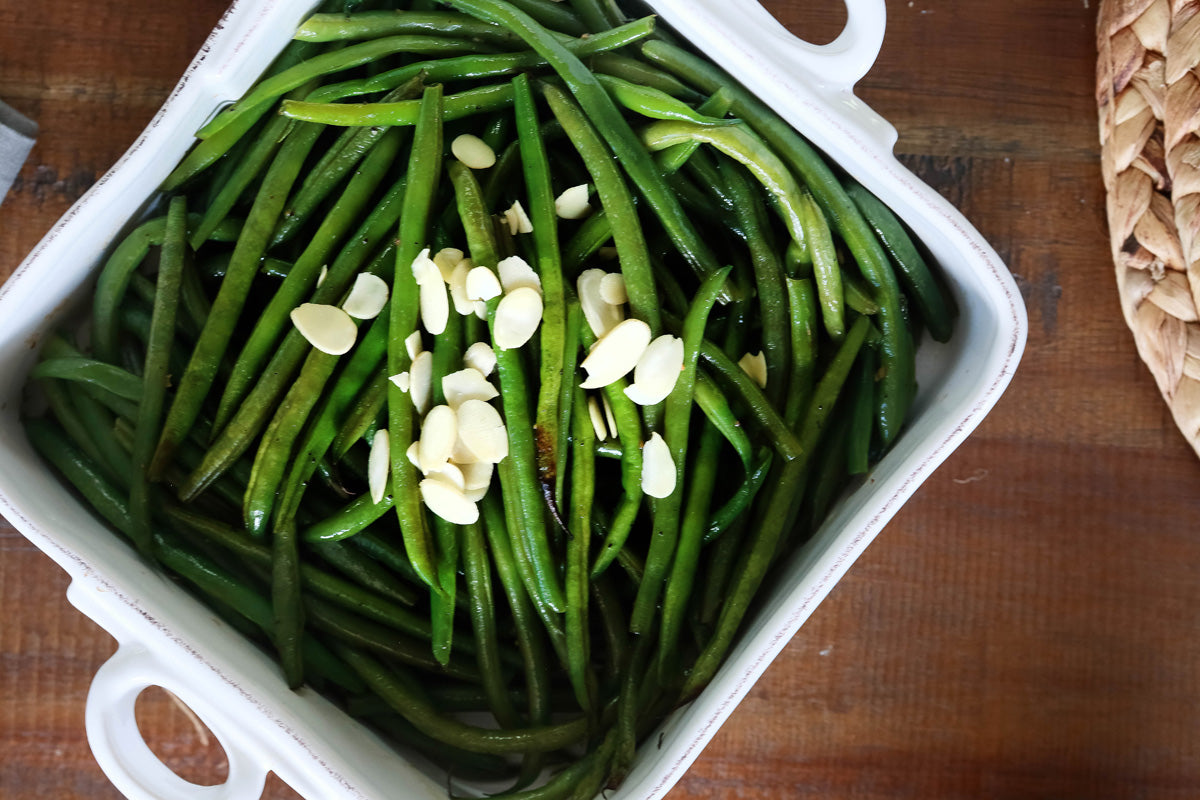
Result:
[578, 269, 624, 337]
[368, 428, 390, 504]
[451, 437, 479, 465]
[502, 200, 534, 235]
[601, 392, 618, 439]
[456, 399, 509, 463]
[406, 440, 422, 470]
[316, 265, 328, 287]
[474, 301, 489, 320]
[290, 303, 358, 355]
[405, 330, 423, 361]
[587, 397, 608, 441]
[738, 351, 768, 388]
[599, 272, 627, 306]
[342, 272, 390, 320]
[463, 485, 490, 502]
[410, 351, 433, 416]
[433, 247, 465, 283]
[463, 342, 497, 377]
[466, 266, 503, 301]
[418, 405, 457, 473]
[389, 372, 411, 392]
[623, 334, 684, 405]
[419, 278, 450, 335]
[443, 368, 499, 408]
[419, 476, 480, 524]
[451, 134, 497, 170]
[579, 318, 651, 389]
[641, 432, 676, 499]
[426, 461, 466, 491]
[493, 287, 543, 350]
[448, 260, 475, 315]
[497, 255, 542, 294]
[410, 247, 441, 285]
[460, 460, 493, 492]
[555, 184, 591, 219]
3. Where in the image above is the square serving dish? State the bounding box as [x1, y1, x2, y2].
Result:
[0, 0, 1027, 797]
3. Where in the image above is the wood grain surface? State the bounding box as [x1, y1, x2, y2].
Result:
[3, 1, 1195, 798]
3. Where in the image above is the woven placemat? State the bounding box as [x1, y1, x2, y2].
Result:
[1098, 0, 1200, 455]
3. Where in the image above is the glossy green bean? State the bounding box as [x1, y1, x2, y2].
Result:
[565, 384, 594, 712]
[282, 83, 515, 126]
[461, 520, 522, 727]
[31, 358, 143, 402]
[294, 10, 519, 43]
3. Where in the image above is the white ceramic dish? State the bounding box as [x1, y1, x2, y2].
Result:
[0, 0, 1027, 798]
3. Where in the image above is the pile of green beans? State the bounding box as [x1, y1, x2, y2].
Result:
[24, 0, 954, 794]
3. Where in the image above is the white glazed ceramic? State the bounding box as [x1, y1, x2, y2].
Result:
[0, 0, 1027, 797]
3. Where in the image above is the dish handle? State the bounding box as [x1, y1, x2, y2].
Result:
[85, 644, 269, 800]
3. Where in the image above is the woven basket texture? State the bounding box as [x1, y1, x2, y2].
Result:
[1098, 0, 1200, 454]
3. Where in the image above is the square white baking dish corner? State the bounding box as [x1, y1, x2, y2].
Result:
[0, 0, 1026, 798]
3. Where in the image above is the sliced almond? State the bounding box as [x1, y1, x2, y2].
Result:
[317, 265, 328, 287]
[624, 334, 684, 405]
[410, 350, 433, 416]
[426, 461, 466, 492]
[290, 303, 357, 355]
[601, 392, 618, 439]
[459, 460, 493, 492]
[419, 476, 480, 524]
[641, 432, 676, 499]
[497, 255, 542, 294]
[433, 247, 466, 283]
[493, 287, 544, 350]
[410, 247, 441, 285]
[419, 278, 450, 336]
[599, 272, 627, 306]
[456, 399, 509, 463]
[502, 200, 534, 235]
[418, 404, 457, 473]
[389, 372, 411, 392]
[466, 266, 503, 302]
[578, 269, 623, 338]
[448, 259, 475, 316]
[443, 368, 499, 408]
[451, 134, 496, 170]
[368, 428, 390, 504]
[451, 437, 479, 465]
[579, 318, 651, 389]
[555, 184, 591, 219]
[474, 300, 489, 320]
[738, 351, 768, 389]
[463, 342, 497, 377]
[342, 272, 389, 320]
[405, 330, 423, 361]
[463, 485, 490, 503]
[587, 396, 608, 441]
[406, 440, 421, 470]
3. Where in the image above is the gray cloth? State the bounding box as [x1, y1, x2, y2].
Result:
[0, 99, 36, 208]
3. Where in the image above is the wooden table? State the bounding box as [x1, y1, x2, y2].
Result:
[2, 1, 1193, 798]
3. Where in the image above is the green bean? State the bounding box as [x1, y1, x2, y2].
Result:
[512, 74, 567, 494]
[272, 519, 306, 688]
[560, 208, 610, 275]
[503, 0, 587, 36]
[845, 346, 877, 475]
[588, 53, 704, 103]
[447, 0, 725, 293]
[302, 485, 395, 542]
[331, 369, 389, 460]
[655, 87, 735, 174]
[784, 277, 819, 428]
[429, 515, 460, 665]
[695, 340, 803, 462]
[629, 267, 729, 635]
[461, 520, 522, 727]
[543, 83, 659, 335]
[691, 373, 752, 470]
[39, 380, 110, 481]
[553, 302, 582, 510]
[705, 448, 772, 544]
[308, 539, 419, 607]
[31, 358, 143, 402]
[797, 187, 845, 339]
[294, 10, 520, 43]
[595, 73, 733, 125]
[388, 84, 444, 590]
[565, 385, 594, 712]
[354, 713, 514, 782]
[282, 82, 516, 126]
[26, 419, 136, 539]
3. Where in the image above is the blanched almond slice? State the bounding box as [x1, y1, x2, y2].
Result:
[405, 330, 423, 361]
[451, 134, 496, 170]
[599, 272, 627, 306]
[433, 247, 465, 282]
[368, 428, 390, 504]
[451, 437, 479, 465]
[406, 440, 421, 470]
[579, 318, 651, 389]
[443, 368, 499, 408]
[426, 461, 466, 491]
[623, 334, 684, 405]
[342, 272, 389, 320]
[456, 399, 509, 463]
[410, 247, 441, 285]
[493, 287, 543, 350]
[738, 351, 768, 388]
[463, 342, 496, 377]
[502, 200, 534, 235]
[459, 460, 493, 492]
[497, 255, 542, 294]
[641, 432, 676, 499]
[448, 260, 475, 316]
[555, 184, 591, 219]
[389, 372, 411, 392]
[474, 301, 489, 320]
[601, 392, 618, 439]
[418, 404, 457, 473]
[419, 278, 450, 335]
[466, 266, 502, 301]
[578, 269, 623, 337]
[291, 303, 357, 355]
[410, 350, 433, 416]
[419, 476, 480, 524]
[463, 485, 490, 503]
[587, 396, 608, 441]
[317, 265, 328, 287]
